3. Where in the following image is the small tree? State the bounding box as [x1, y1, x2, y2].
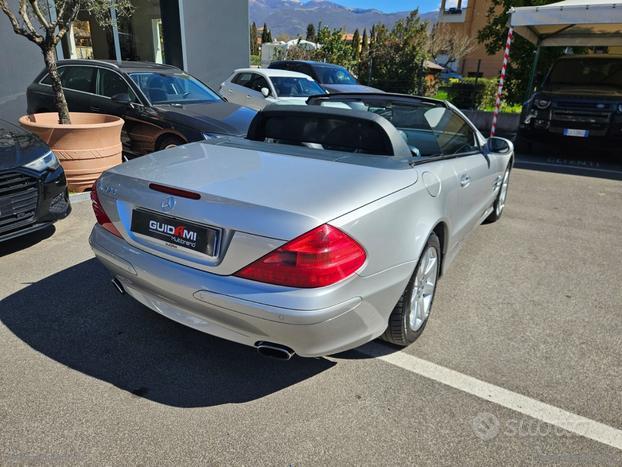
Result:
[313, 27, 356, 71]
[366, 12, 430, 94]
[427, 23, 476, 69]
[0, 0, 133, 124]
[250, 21, 259, 56]
[306, 23, 316, 42]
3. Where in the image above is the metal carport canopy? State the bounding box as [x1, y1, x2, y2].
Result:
[510, 0, 622, 47]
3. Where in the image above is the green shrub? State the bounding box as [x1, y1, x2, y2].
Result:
[439, 78, 521, 113]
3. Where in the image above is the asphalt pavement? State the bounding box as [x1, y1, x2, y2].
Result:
[1, 164, 621, 465]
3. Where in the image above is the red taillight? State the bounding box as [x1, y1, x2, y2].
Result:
[234, 224, 366, 288]
[149, 183, 201, 200]
[90, 180, 122, 238]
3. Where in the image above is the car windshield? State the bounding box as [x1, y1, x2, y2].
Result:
[314, 65, 358, 85]
[271, 77, 325, 97]
[544, 58, 622, 89]
[129, 71, 222, 104]
[315, 98, 479, 157]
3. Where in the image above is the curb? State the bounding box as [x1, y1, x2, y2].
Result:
[69, 192, 91, 204]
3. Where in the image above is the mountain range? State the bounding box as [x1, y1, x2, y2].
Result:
[249, 0, 438, 37]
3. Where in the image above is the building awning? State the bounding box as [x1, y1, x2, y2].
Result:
[510, 0, 622, 47]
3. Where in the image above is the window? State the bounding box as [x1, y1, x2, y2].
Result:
[545, 58, 622, 89]
[271, 77, 325, 97]
[247, 74, 270, 93]
[314, 65, 357, 85]
[129, 71, 221, 104]
[60, 66, 96, 93]
[425, 109, 478, 156]
[232, 73, 253, 86]
[314, 97, 479, 157]
[97, 69, 136, 101]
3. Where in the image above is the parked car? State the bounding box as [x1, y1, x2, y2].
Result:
[89, 94, 513, 359]
[0, 119, 70, 242]
[268, 60, 382, 94]
[518, 54, 622, 150]
[439, 70, 463, 82]
[27, 60, 256, 157]
[220, 68, 326, 111]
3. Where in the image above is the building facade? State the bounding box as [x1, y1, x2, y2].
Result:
[0, 0, 249, 121]
[438, 0, 504, 78]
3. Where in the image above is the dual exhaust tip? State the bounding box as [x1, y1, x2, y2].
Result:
[112, 278, 295, 361]
[255, 342, 295, 361]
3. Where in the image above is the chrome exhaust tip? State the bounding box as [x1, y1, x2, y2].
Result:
[112, 277, 125, 295]
[255, 342, 295, 360]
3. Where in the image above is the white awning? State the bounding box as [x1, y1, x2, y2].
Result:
[510, 0, 622, 47]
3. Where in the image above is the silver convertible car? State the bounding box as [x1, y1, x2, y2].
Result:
[89, 93, 513, 359]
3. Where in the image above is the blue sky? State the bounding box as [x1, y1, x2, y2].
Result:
[313, 1, 442, 13]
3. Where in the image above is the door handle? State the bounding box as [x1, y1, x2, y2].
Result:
[227, 89, 233, 93]
[460, 175, 471, 188]
[246, 95, 252, 99]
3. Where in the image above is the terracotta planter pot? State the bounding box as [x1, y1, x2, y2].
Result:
[19, 112, 124, 192]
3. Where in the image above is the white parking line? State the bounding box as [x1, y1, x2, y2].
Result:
[358, 344, 622, 451]
[516, 159, 622, 176]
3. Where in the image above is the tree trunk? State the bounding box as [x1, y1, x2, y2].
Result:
[42, 47, 71, 125]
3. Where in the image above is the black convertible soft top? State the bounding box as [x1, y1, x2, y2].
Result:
[246, 105, 413, 158]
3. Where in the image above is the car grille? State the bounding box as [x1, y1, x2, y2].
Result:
[0, 171, 39, 235]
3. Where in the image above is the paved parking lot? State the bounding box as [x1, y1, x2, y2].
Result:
[1, 163, 621, 465]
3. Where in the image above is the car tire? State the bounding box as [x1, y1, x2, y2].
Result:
[158, 135, 185, 151]
[381, 232, 441, 347]
[485, 165, 511, 224]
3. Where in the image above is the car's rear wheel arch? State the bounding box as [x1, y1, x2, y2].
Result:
[432, 222, 447, 277]
[156, 133, 186, 151]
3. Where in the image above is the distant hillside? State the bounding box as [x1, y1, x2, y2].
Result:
[250, 0, 438, 37]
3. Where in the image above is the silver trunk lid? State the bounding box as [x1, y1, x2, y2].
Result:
[97, 141, 416, 274]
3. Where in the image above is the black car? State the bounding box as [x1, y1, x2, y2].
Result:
[518, 55, 622, 150]
[268, 60, 381, 94]
[0, 120, 70, 242]
[27, 60, 257, 157]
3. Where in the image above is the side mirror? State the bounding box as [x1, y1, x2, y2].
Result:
[487, 137, 512, 154]
[111, 93, 132, 105]
[261, 87, 271, 98]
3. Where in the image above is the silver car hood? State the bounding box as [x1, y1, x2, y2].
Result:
[105, 141, 417, 240]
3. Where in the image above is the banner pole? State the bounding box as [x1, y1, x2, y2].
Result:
[490, 27, 514, 137]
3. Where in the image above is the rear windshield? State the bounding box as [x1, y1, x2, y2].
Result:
[129, 71, 222, 104]
[544, 58, 622, 89]
[271, 77, 325, 97]
[314, 65, 358, 85]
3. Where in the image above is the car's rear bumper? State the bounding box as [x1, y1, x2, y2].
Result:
[89, 224, 411, 357]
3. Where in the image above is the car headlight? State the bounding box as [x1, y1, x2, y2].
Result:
[24, 151, 60, 172]
[534, 98, 551, 110]
[617, 104, 622, 113]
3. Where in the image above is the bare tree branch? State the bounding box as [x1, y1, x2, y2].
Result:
[29, 0, 50, 30]
[427, 23, 476, 69]
[53, 0, 80, 44]
[0, 0, 43, 44]
[18, 0, 45, 43]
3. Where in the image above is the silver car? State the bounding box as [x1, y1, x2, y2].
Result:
[89, 93, 513, 360]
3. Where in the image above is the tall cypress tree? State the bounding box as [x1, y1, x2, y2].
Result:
[306, 23, 316, 42]
[261, 23, 270, 43]
[250, 22, 259, 55]
[352, 28, 361, 60]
